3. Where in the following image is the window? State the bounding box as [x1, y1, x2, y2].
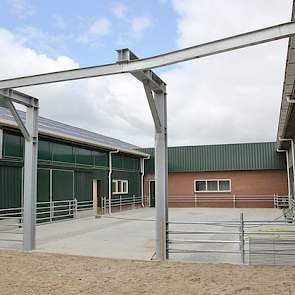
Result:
[112, 180, 128, 194]
[194, 179, 231, 193]
[196, 181, 206, 192]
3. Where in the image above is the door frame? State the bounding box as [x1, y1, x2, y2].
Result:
[92, 179, 101, 216]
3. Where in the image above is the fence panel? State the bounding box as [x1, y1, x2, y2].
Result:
[167, 213, 295, 265]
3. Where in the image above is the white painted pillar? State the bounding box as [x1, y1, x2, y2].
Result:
[154, 90, 168, 261]
[23, 104, 38, 251]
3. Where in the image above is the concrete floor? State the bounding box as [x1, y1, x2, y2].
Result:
[0, 207, 285, 263]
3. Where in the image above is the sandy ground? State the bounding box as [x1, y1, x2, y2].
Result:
[1, 250, 295, 295]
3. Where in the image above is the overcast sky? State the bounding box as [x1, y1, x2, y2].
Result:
[0, 0, 293, 147]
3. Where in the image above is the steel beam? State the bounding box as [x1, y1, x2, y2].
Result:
[142, 80, 162, 133]
[154, 89, 168, 261]
[23, 104, 38, 251]
[0, 22, 295, 89]
[117, 48, 165, 93]
[5, 99, 30, 141]
[0, 89, 40, 251]
[0, 128, 2, 159]
[0, 89, 38, 107]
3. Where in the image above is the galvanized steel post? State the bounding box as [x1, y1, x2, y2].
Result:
[240, 213, 245, 264]
[23, 103, 39, 251]
[154, 89, 168, 261]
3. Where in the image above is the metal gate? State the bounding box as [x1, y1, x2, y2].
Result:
[167, 213, 295, 265]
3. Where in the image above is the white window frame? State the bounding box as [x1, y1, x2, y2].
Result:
[112, 179, 129, 194]
[194, 179, 231, 193]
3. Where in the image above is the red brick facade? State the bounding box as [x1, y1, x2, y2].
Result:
[144, 170, 288, 208]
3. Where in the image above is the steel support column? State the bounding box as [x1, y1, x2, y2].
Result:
[154, 90, 168, 261]
[23, 104, 38, 251]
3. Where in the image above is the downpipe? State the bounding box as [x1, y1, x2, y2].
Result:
[141, 156, 150, 207]
[108, 150, 119, 214]
[279, 137, 295, 200]
[277, 148, 291, 206]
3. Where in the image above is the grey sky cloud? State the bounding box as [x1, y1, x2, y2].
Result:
[0, 1, 293, 148]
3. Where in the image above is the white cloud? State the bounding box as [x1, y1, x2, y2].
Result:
[158, 0, 292, 146]
[89, 18, 112, 37]
[15, 26, 72, 56]
[131, 16, 152, 36]
[112, 2, 128, 19]
[0, 0, 293, 148]
[8, 0, 35, 18]
[0, 28, 153, 146]
[77, 17, 112, 45]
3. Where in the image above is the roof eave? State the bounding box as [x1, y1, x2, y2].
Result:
[0, 119, 149, 158]
[277, 4, 295, 149]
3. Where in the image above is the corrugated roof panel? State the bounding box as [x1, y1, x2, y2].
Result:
[140, 142, 286, 174]
[0, 107, 148, 157]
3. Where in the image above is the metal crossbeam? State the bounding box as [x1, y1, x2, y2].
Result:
[0, 89, 38, 107]
[142, 80, 162, 133]
[5, 99, 30, 141]
[117, 48, 165, 93]
[0, 89, 39, 251]
[0, 22, 294, 89]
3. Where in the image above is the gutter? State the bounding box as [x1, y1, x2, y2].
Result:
[278, 96, 295, 149]
[277, 148, 291, 206]
[140, 156, 150, 207]
[279, 137, 295, 201]
[108, 150, 119, 214]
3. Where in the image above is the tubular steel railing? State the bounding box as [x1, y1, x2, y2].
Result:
[167, 194, 289, 208]
[0, 206, 23, 245]
[102, 195, 143, 214]
[167, 213, 295, 265]
[0, 198, 96, 246]
[36, 199, 76, 223]
[76, 200, 93, 212]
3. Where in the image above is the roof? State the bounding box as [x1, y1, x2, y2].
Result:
[277, 3, 295, 149]
[140, 142, 286, 174]
[0, 107, 148, 157]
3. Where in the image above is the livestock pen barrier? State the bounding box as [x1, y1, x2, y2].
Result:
[167, 213, 295, 265]
[0, 198, 95, 248]
[166, 194, 289, 208]
[101, 195, 144, 214]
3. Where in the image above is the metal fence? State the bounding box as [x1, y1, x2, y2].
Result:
[167, 194, 289, 208]
[102, 195, 143, 214]
[0, 206, 23, 246]
[167, 213, 295, 265]
[0, 198, 95, 248]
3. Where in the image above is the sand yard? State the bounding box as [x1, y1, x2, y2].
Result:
[1, 250, 295, 295]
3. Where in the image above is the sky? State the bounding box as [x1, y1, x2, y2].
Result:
[0, 0, 293, 147]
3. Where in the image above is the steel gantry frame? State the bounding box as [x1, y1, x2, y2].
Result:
[1, 21, 295, 259]
[0, 89, 38, 251]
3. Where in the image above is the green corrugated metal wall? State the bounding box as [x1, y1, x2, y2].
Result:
[0, 166, 22, 209]
[37, 169, 50, 203]
[140, 142, 286, 174]
[0, 128, 141, 209]
[112, 170, 141, 198]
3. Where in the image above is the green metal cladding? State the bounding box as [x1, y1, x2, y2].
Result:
[0, 166, 22, 209]
[0, 128, 142, 210]
[140, 142, 286, 174]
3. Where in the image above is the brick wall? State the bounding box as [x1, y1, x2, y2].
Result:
[144, 170, 288, 208]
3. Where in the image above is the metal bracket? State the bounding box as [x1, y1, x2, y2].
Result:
[0, 89, 38, 108]
[117, 48, 166, 93]
[5, 99, 30, 141]
[117, 48, 164, 133]
[142, 80, 162, 133]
